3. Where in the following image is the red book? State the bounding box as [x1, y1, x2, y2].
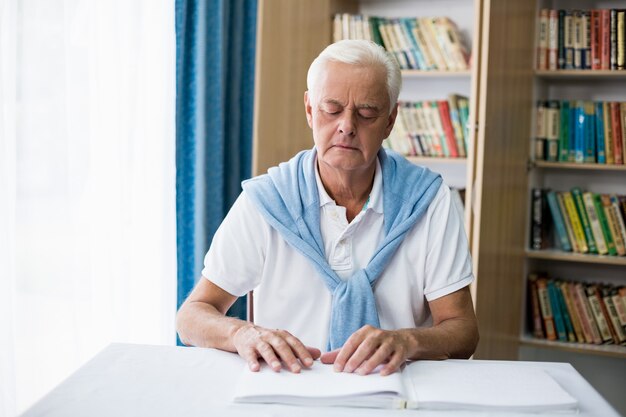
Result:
[591, 10, 601, 69]
[436, 100, 459, 158]
[600, 9, 611, 70]
[611, 102, 624, 164]
[528, 275, 545, 339]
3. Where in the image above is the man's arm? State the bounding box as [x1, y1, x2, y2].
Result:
[320, 286, 478, 376]
[176, 278, 321, 372]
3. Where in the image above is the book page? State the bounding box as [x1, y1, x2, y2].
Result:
[233, 361, 407, 408]
[404, 360, 578, 412]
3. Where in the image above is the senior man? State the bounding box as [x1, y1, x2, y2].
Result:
[176, 39, 478, 376]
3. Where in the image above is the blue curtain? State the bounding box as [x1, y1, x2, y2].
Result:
[175, 0, 257, 321]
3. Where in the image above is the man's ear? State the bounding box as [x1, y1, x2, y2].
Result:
[383, 103, 399, 138]
[304, 91, 313, 128]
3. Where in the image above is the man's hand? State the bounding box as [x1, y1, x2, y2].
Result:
[320, 325, 412, 376]
[233, 324, 321, 373]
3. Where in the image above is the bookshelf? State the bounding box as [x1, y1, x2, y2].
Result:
[472, 0, 626, 412]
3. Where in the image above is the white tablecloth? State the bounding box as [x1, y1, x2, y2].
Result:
[20, 343, 621, 417]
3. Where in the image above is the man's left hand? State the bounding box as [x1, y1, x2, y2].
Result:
[319, 325, 413, 376]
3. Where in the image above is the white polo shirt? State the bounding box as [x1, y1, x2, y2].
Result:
[202, 158, 473, 350]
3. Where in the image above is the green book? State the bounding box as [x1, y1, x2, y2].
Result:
[592, 193, 617, 255]
[570, 187, 597, 253]
[369, 16, 384, 47]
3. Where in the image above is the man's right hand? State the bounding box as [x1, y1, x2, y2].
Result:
[232, 324, 321, 373]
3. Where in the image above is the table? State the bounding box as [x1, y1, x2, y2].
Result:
[20, 343, 620, 417]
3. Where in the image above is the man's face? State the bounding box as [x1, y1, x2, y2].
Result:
[304, 61, 397, 174]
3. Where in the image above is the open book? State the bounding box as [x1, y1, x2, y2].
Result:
[233, 359, 578, 412]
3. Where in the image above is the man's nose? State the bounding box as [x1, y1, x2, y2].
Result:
[338, 111, 356, 136]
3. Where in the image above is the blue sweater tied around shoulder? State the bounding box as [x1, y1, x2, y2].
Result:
[242, 148, 442, 351]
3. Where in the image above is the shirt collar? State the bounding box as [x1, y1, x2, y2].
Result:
[314, 156, 384, 214]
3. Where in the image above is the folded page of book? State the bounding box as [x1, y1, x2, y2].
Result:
[233, 361, 410, 409]
[406, 360, 578, 413]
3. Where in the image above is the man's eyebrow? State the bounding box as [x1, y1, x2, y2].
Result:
[356, 103, 381, 111]
[322, 99, 344, 107]
[321, 99, 382, 112]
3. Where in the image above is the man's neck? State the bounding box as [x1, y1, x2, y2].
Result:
[317, 161, 376, 222]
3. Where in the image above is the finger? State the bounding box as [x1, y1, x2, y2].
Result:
[306, 346, 322, 361]
[282, 332, 313, 367]
[380, 350, 405, 376]
[355, 343, 394, 376]
[269, 334, 302, 373]
[332, 330, 367, 372]
[320, 349, 339, 364]
[239, 347, 261, 372]
[256, 341, 282, 372]
[342, 337, 379, 373]
[282, 332, 315, 368]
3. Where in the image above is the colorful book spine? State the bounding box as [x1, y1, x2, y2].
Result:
[601, 194, 626, 255]
[546, 191, 572, 251]
[546, 101, 560, 161]
[583, 101, 596, 163]
[558, 100, 570, 162]
[602, 102, 614, 164]
[548, 280, 568, 341]
[611, 102, 623, 164]
[557, 192, 579, 253]
[555, 280, 577, 342]
[574, 282, 602, 344]
[537, 277, 557, 341]
[528, 274, 545, 339]
[573, 100, 585, 163]
[586, 284, 614, 343]
[582, 192, 608, 255]
[562, 191, 589, 253]
[595, 102, 606, 164]
[571, 187, 597, 253]
[560, 281, 586, 343]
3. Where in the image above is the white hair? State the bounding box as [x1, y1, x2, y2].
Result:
[306, 40, 402, 114]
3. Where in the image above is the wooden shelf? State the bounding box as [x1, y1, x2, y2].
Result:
[535, 70, 626, 80]
[401, 70, 471, 77]
[531, 161, 626, 171]
[520, 335, 626, 359]
[526, 250, 626, 266]
[407, 156, 467, 164]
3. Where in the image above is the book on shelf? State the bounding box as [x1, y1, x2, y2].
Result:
[559, 281, 586, 343]
[535, 276, 557, 341]
[537, 8, 626, 71]
[386, 97, 469, 158]
[546, 191, 572, 251]
[555, 280, 577, 342]
[534, 100, 626, 165]
[611, 287, 626, 332]
[571, 187, 597, 253]
[531, 187, 626, 256]
[547, 279, 568, 341]
[233, 359, 578, 412]
[603, 286, 626, 343]
[527, 274, 626, 347]
[530, 188, 550, 250]
[601, 194, 626, 255]
[573, 281, 602, 344]
[582, 191, 609, 255]
[528, 274, 546, 338]
[586, 284, 616, 343]
[332, 14, 470, 71]
[562, 191, 589, 253]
